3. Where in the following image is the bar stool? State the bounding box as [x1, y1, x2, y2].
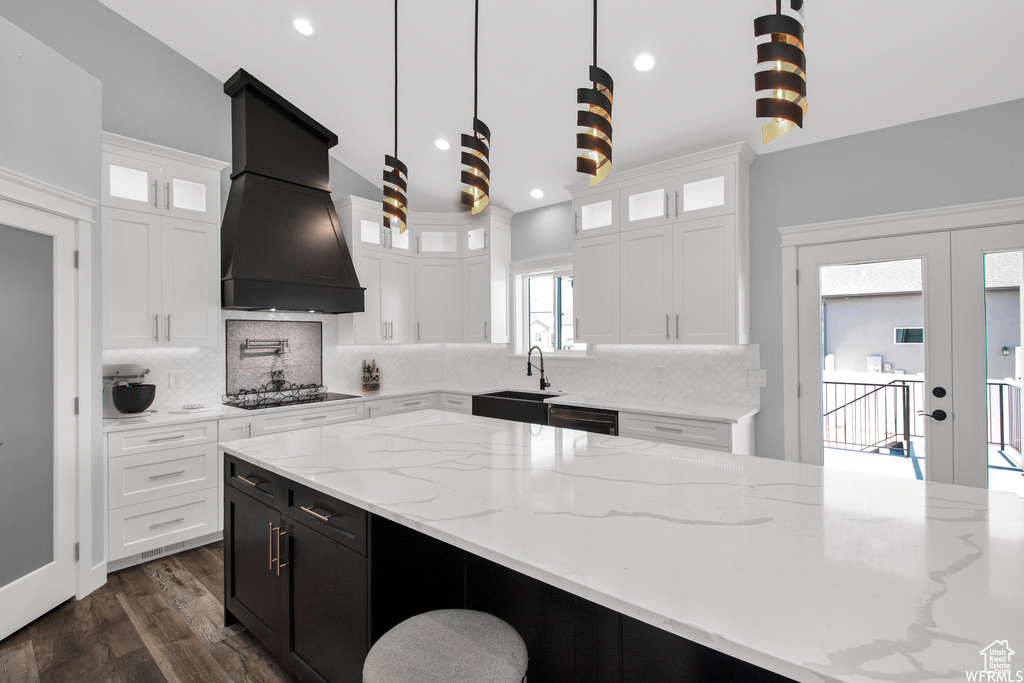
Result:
[362, 609, 528, 683]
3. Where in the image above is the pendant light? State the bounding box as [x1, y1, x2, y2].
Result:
[383, 0, 408, 233]
[576, 0, 613, 187]
[754, 0, 806, 143]
[460, 0, 490, 214]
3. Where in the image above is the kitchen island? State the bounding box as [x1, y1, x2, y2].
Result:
[220, 409, 1024, 683]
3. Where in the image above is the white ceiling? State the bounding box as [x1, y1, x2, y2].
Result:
[98, 0, 1024, 214]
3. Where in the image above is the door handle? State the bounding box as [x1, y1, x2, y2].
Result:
[918, 409, 947, 421]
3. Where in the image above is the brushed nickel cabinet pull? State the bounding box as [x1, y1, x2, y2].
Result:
[165, 182, 170, 210]
[153, 313, 159, 342]
[166, 314, 171, 342]
[666, 314, 670, 339]
[665, 193, 669, 218]
[300, 505, 334, 522]
[268, 522, 274, 570]
[149, 470, 185, 480]
[275, 527, 288, 576]
[149, 517, 184, 529]
[300, 414, 327, 422]
[403, 401, 420, 407]
[676, 313, 680, 340]
[148, 434, 185, 444]
[483, 320, 488, 340]
[417, 322, 420, 341]
[675, 190, 679, 217]
[654, 424, 684, 433]
[153, 179, 158, 207]
[575, 211, 579, 234]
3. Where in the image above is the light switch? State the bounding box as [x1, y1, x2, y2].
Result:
[168, 370, 182, 389]
[747, 369, 767, 387]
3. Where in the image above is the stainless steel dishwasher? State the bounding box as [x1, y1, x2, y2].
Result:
[547, 405, 618, 435]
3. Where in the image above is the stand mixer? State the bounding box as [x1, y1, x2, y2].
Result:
[102, 363, 151, 418]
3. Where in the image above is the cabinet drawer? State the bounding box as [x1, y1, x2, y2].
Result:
[254, 403, 362, 435]
[108, 420, 217, 458]
[439, 392, 472, 413]
[386, 393, 436, 415]
[287, 483, 367, 556]
[108, 488, 218, 561]
[618, 412, 731, 451]
[109, 443, 218, 509]
[225, 455, 280, 506]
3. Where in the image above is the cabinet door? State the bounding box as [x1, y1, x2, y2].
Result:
[672, 163, 735, 222]
[415, 226, 462, 258]
[161, 218, 219, 347]
[572, 189, 619, 238]
[160, 158, 221, 223]
[102, 152, 161, 214]
[387, 223, 413, 255]
[352, 211, 388, 254]
[620, 226, 674, 344]
[282, 518, 368, 683]
[416, 259, 464, 342]
[218, 416, 254, 443]
[673, 215, 737, 344]
[352, 252, 386, 344]
[572, 234, 620, 343]
[382, 255, 416, 343]
[620, 178, 671, 232]
[464, 222, 489, 255]
[464, 255, 489, 342]
[224, 486, 282, 654]
[102, 208, 162, 348]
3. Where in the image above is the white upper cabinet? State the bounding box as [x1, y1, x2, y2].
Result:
[568, 143, 752, 345]
[572, 189, 619, 238]
[100, 134, 226, 349]
[102, 133, 223, 224]
[462, 214, 511, 344]
[416, 258, 464, 343]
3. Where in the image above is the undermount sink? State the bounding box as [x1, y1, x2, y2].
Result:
[472, 390, 562, 425]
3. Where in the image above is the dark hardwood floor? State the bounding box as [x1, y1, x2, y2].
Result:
[0, 543, 296, 683]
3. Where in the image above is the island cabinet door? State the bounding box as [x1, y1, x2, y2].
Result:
[281, 517, 368, 683]
[224, 485, 282, 655]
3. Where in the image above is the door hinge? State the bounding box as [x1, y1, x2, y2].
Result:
[797, 382, 801, 398]
[73, 250, 79, 269]
[74, 542, 80, 561]
[74, 397, 79, 414]
[795, 269, 799, 285]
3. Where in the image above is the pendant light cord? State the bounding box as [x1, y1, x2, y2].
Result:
[394, 0, 399, 157]
[776, 0, 781, 14]
[473, 0, 479, 118]
[592, 0, 598, 67]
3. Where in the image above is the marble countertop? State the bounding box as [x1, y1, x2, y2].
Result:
[220, 409, 1023, 683]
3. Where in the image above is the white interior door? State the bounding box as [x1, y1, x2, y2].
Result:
[0, 215, 77, 640]
[797, 233, 955, 481]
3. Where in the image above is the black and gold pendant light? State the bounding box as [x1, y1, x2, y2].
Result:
[576, 0, 613, 187]
[460, 0, 490, 214]
[754, 0, 807, 143]
[383, 0, 408, 233]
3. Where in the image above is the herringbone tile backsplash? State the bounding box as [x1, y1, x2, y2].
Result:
[104, 311, 760, 411]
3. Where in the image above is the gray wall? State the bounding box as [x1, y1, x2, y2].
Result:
[511, 201, 573, 262]
[823, 294, 924, 374]
[986, 289, 1021, 380]
[749, 98, 1024, 459]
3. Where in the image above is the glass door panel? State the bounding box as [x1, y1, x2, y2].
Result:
[417, 229, 460, 257]
[102, 151, 160, 213]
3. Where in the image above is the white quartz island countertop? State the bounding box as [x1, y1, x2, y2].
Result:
[219, 410, 1024, 683]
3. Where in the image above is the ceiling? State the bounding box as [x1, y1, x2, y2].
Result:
[97, 0, 1024, 214]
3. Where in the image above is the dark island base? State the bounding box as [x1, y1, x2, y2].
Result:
[223, 458, 795, 682]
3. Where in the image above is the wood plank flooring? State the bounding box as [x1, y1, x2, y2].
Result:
[0, 543, 297, 683]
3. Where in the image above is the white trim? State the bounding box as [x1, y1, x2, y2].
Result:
[779, 197, 1024, 247]
[510, 253, 573, 274]
[780, 245, 800, 462]
[0, 166, 97, 221]
[102, 131, 228, 171]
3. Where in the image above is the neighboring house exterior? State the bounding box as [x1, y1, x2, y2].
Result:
[821, 253, 1022, 380]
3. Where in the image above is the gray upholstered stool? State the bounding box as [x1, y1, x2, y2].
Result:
[363, 609, 528, 683]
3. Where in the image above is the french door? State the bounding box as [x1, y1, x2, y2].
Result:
[0, 213, 78, 640]
[796, 224, 1024, 492]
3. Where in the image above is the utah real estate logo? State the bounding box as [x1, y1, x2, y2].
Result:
[968, 640, 1023, 682]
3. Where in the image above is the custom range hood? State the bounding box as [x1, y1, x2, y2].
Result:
[221, 69, 364, 313]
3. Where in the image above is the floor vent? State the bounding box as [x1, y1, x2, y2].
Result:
[140, 540, 188, 561]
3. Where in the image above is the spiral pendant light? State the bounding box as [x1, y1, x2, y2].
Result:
[460, 0, 490, 214]
[576, 0, 613, 187]
[754, 0, 807, 143]
[383, 0, 408, 233]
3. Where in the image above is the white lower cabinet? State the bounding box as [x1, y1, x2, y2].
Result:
[253, 402, 363, 435]
[438, 392, 472, 413]
[365, 393, 436, 419]
[106, 420, 220, 566]
[618, 411, 753, 456]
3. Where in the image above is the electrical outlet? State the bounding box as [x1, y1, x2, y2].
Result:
[747, 369, 767, 387]
[168, 370, 182, 389]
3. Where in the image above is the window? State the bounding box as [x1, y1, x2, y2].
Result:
[894, 327, 924, 344]
[516, 269, 585, 354]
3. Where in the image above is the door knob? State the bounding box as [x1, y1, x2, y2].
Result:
[918, 409, 947, 421]
[931, 387, 947, 398]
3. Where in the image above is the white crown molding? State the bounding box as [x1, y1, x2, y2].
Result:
[564, 142, 756, 195]
[0, 166, 97, 222]
[510, 253, 573, 274]
[102, 131, 228, 171]
[779, 197, 1024, 247]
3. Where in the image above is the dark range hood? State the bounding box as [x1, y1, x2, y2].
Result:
[220, 69, 364, 314]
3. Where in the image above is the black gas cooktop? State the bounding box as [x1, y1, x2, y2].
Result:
[223, 387, 359, 411]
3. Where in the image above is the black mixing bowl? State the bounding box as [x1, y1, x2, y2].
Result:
[112, 383, 156, 413]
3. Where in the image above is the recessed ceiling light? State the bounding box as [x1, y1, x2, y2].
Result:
[293, 18, 313, 36]
[434, 138, 450, 151]
[633, 51, 656, 72]
[530, 188, 544, 199]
